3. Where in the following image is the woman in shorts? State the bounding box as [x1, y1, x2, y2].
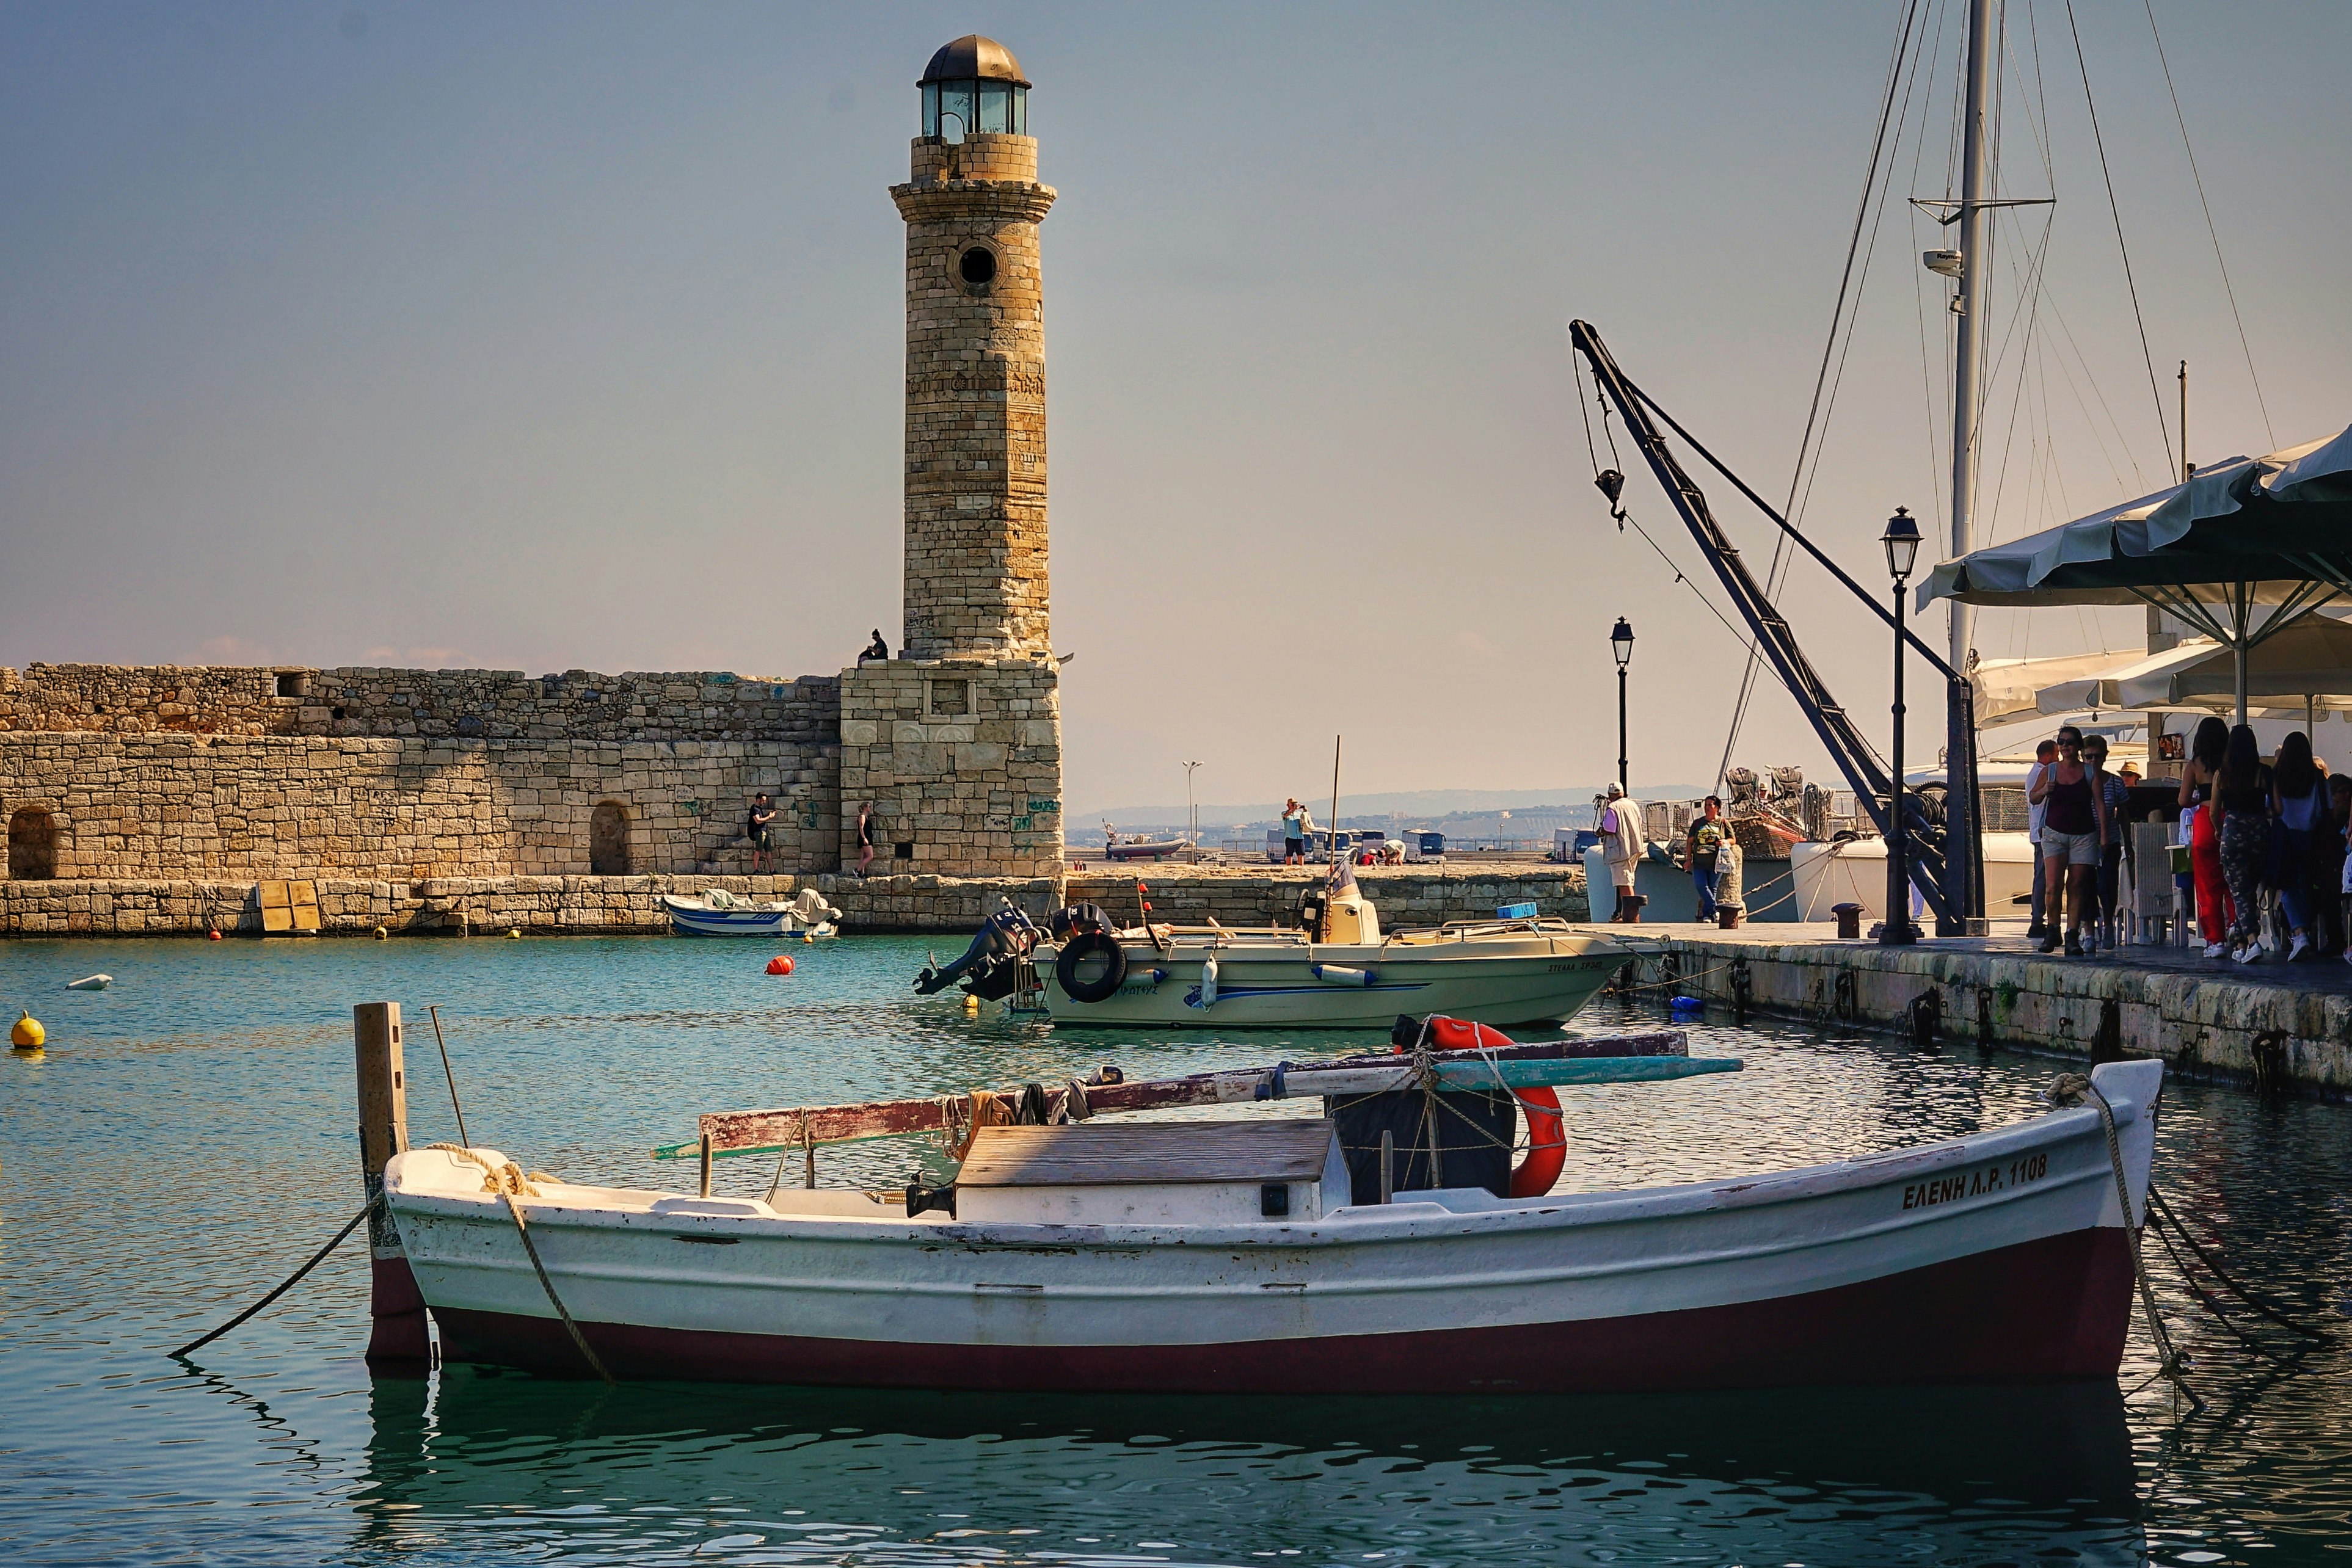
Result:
[2028, 726, 2108, 956]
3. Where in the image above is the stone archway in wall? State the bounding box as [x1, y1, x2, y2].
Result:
[589, 800, 632, 876]
[8, 807, 59, 880]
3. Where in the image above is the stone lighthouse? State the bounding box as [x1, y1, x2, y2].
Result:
[836, 35, 1063, 880]
[894, 35, 1055, 660]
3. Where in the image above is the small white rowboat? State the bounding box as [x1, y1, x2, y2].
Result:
[661, 887, 840, 938]
[382, 1055, 2163, 1395]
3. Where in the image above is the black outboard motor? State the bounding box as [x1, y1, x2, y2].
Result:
[1047, 902, 1112, 940]
[913, 899, 1040, 997]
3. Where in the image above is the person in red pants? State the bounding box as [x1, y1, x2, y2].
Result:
[2177, 716, 2234, 956]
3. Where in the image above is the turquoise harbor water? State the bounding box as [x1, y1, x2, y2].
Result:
[1, 934, 2347, 1566]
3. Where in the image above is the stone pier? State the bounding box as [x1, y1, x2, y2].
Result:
[1595, 922, 2352, 1099]
[0, 862, 1591, 939]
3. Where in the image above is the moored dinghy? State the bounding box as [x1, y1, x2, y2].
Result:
[382, 1023, 2164, 1395]
[661, 886, 842, 938]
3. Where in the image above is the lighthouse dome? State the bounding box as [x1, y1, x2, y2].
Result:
[919, 36, 1030, 139]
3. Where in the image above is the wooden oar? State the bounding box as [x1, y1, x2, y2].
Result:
[659, 1028, 1691, 1161]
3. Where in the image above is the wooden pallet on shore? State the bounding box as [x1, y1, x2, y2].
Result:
[258, 879, 321, 935]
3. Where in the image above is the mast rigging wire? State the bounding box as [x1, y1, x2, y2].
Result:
[2063, 0, 2176, 478]
[1714, 0, 1926, 794]
[2140, 0, 2274, 451]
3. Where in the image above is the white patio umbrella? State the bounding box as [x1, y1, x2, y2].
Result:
[2031, 642, 2222, 716]
[2025, 620, 2352, 736]
[1920, 423, 2352, 723]
[1970, 650, 2143, 725]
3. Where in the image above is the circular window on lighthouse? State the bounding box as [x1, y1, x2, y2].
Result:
[958, 246, 997, 288]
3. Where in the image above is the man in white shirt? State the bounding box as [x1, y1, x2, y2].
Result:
[1600, 783, 1645, 921]
[2023, 738, 2056, 939]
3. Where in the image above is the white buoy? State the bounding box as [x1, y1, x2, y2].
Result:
[66, 974, 112, 991]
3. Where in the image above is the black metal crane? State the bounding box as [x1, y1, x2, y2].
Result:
[1568, 320, 1983, 932]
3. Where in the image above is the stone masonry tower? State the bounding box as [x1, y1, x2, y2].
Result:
[834, 37, 1063, 881]
[892, 35, 1054, 659]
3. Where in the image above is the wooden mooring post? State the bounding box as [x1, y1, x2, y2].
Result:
[356, 1001, 431, 1366]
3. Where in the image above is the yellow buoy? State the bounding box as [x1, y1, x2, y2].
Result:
[962, 993, 981, 1017]
[12, 1011, 46, 1050]
[508, 927, 522, 939]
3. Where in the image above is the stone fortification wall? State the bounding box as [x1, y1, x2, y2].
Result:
[0, 863, 1584, 940]
[839, 658, 1061, 879]
[1064, 865, 1591, 929]
[0, 664, 838, 743]
[0, 733, 836, 881]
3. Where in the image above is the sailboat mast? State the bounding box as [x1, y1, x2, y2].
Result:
[1947, 0, 1998, 673]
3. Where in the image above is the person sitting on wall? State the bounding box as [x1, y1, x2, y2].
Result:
[859, 630, 890, 664]
[856, 802, 876, 877]
[747, 792, 777, 874]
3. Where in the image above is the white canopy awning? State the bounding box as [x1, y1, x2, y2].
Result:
[2114, 614, 2352, 710]
[2032, 642, 2221, 716]
[1969, 650, 2141, 725]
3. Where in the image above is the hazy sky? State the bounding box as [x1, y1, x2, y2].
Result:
[5, 2, 2347, 815]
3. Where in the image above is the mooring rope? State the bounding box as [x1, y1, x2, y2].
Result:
[1610, 960, 1731, 997]
[2146, 1188, 2324, 1343]
[498, 1189, 615, 1385]
[2046, 1072, 2199, 1408]
[169, 1198, 376, 1360]
[426, 1142, 612, 1384]
[2141, 1205, 2304, 1363]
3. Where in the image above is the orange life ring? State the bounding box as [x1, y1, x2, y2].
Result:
[1509, 1086, 1565, 1197]
[1400, 1015, 1562, 1194]
[1416, 1015, 1519, 1053]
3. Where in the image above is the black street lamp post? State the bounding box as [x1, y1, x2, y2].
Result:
[1611, 618, 1635, 795]
[1881, 508, 1922, 946]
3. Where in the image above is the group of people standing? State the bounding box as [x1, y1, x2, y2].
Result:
[2023, 728, 2136, 956]
[2027, 717, 2350, 964]
[2172, 718, 2348, 965]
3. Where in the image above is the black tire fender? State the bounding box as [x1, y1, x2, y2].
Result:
[1055, 929, 1129, 1004]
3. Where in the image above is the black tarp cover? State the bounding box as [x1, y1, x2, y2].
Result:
[1324, 1088, 1516, 1201]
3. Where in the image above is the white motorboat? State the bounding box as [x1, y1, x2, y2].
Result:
[1035, 916, 1628, 1030]
[661, 886, 841, 938]
[381, 1055, 2163, 1394]
[1789, 832, 2037, 923]
[1015, 862, 1628, 1030]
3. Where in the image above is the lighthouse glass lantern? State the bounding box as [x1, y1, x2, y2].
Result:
[921, 35, 1030, 139]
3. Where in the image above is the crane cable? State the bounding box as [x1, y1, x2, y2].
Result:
[1573, 349, 1760, 653]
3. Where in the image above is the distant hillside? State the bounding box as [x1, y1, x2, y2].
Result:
[1077, 784, 1712, 846]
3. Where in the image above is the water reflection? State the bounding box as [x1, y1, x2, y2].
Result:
[5, 937, 2349, 1566]
[357, 1369, 2144, 1566]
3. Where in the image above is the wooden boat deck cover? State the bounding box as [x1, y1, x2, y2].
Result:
[959, 1119, 1338, 1188]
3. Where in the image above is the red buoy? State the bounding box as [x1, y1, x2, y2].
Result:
[765, 955, 795, 976]
[207, 928, 224, 941]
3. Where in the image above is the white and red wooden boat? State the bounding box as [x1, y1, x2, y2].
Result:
[380, 1044, 2162, 1395]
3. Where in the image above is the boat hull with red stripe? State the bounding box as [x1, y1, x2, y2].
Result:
[384, 1059, 2161, 1395]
